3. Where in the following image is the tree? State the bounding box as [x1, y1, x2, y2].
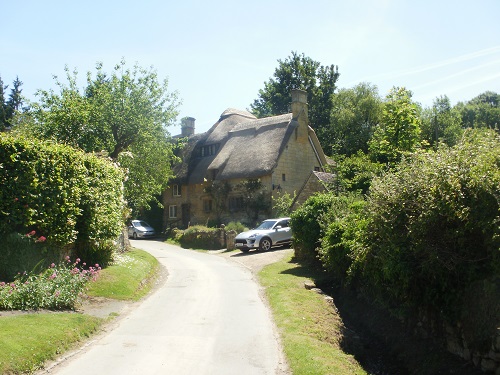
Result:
[420, 95, 463, 147]
[17, 60, 180, 215]
[325, 83, 382, 156]
[237, 179, 271, 225]
[203, 180, 232, 225]
[456, 91, 500, 131]
[0, 76, 7, 130]
[6, 76, 23, 127]
[250, 52, 339, 145]
[368, 87, 421, 164]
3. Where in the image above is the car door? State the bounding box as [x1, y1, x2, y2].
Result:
[274, 219, 291, 243]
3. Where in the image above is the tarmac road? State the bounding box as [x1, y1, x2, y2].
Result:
[47, 240, 289, 375]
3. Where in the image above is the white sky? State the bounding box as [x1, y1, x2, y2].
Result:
[1, 0, 499, 135]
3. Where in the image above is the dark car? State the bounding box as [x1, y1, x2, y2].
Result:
[234, 218, 292, 252]
[128, 220, 156, 239]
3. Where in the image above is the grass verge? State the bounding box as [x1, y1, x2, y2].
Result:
[259, 253, 366, 375]
[0, 248, 160, 374]
[87, 248, 160, 301]
[0, 313, 101, 374]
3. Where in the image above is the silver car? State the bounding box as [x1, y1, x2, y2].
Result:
[128, 220, 156, 239]
[234, 218, 292, 252]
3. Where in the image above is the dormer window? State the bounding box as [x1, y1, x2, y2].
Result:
[200, 144, 219, 157]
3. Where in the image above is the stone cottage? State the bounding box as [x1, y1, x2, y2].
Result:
[162, 89, 331, 229]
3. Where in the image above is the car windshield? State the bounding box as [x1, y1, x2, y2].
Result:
[134, 221, 149, 227]
[255, 220, 277, 230]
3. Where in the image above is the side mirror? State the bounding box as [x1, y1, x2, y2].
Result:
[275, 225, 282, 230]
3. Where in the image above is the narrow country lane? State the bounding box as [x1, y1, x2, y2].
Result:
[48, 240, 289, 375]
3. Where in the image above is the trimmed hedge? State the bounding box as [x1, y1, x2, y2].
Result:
[0, 135, 124, 278]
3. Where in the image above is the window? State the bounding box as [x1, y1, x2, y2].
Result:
[228, 196, 244, 212]
[169, 205, 177, 218]
[282, 174, 286, 182]
[199, 144, 219, 157]
[203, 199, 213, 213]
[172, 184, 181, 197]
[314, 166, 320, 172]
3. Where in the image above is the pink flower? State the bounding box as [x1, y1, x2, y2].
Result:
[54, 290, 60, 297]
[65, 255, 70, 260]
[36, 236, 46, 242]
[26, 230, 36, 237]
[14, 197, 18, 201]
[49, 272, 56, 280]
[76, 258, 81, 264]
[50, 263, 55, 268]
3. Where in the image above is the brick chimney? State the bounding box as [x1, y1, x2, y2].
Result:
[181, 117, 196, 137]
[291, 89, 308, 123]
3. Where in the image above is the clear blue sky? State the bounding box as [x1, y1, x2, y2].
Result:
[1, 0, 499, 135]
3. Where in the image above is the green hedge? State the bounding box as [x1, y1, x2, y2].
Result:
[359, 129, 500, 316]
[0, 135, 124, 279]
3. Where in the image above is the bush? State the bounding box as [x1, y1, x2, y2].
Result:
[0, 256, 100, 310]
[224, 221, 248, 234]
[358, 129, 500, 316]
[290, 193, 339, 264]
[178, 226, 224, 250]
[319, 196, 367, 284]
[0, 135, 125, 272]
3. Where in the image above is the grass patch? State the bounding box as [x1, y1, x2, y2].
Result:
[87, 248, 160, 301]
[0, 248, 160, 374]
[0, 313, 101, 374]
[259, 253, 366, 375]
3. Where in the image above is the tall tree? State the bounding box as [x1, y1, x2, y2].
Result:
[6, 76, 23, 126]
[18, 60, 180, 214]
[325, 82, 382, 156]
[0, 76, 7, 130]
[420, 95, 463, 147]
[368, 87, 421, 164]
[250, 52, 339, 144]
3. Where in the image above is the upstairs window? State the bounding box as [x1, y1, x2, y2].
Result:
[199, 144, 219, 157]
[172, 184, 181, 197]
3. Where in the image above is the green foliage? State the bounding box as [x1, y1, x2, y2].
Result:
[326, 82, 382, 156]
[333, 151, 384, 194]
[0, 256, 100, 310]
[369, 87, 421, 164]
[457, 91, 500, 131]
[318, 196, 367, 283]
[204, 180, 232, 225]
[290, 193, 339, 264]
[358, 129, 500, 316]
[237, 178, 271, 224]
[0, 135, 125, 269]
[272, 191, 296, 217]
[177, 225, 224, 250]
[420, 95, 463, 147]
[16, 60, 180, 216]
[224, 221, 248, 233]
[250, 51, 339, 145]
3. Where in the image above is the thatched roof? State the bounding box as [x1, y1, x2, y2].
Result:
[173, 109, 297, 184]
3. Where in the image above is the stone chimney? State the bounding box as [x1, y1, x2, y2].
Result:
[181, 117, 196, 137]
[291, 89, 308, 122]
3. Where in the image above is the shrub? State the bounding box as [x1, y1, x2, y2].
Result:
[178, 226, 224, 250]
[0, 256, 100, 310]
[290, 193, 339, 264]
[358, 129, 500, 316]
[319, 196, 367, 284]
[0, 135, 125, 270]
[224, 221, 248, 234]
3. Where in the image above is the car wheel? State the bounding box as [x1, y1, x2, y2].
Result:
[259, 237, 272, 251]
[133, 232, 138, 239]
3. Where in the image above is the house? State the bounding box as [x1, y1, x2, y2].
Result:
[162, 89, 331, 229]
[291, 170, 335, 210]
